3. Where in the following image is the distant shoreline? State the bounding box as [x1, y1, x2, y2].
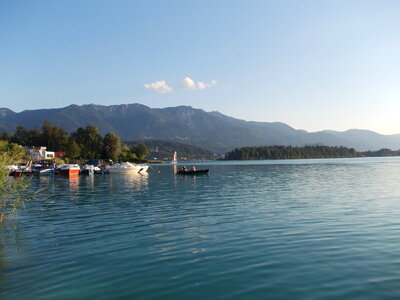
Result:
[222, 145, 400, 161]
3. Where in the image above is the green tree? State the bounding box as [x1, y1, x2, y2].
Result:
[131, 143, 148, 160]
[102, 132, 121, 161]
[41, 120, 68, 151]
[12, 126, 42, 146]
[72, 125, 103, 158]
[12, 126, 29, 145]
[0, 132, 11, 142]
[66, 138, 81, 159]
[119, 145, 131, 161]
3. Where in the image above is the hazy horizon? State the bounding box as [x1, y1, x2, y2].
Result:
[1, 1, 399, 134]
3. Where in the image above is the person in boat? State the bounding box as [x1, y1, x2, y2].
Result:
[190, 165, 196, 171]
[182, 166, 187, 172]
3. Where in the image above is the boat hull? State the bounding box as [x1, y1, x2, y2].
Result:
[80, 169, 94, 175]
[176, 169, 209, 175]
[80, 165, 95, 175]
[33, 167, 55, 175]
[11, 169, 34, 177]
[59, 169, 80, 176]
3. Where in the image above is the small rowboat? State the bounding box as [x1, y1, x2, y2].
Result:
[176, 169, 209, 175]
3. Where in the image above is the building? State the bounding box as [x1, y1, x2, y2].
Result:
[26, 146, 55, 160]
[55, 152, 66, 159]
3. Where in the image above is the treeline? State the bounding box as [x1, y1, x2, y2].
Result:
[362, 148, 400, 157]
[0, 121, 148, 161]
[224, 145, 359, 160]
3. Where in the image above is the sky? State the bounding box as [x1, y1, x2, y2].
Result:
[1, 0, 400, 134]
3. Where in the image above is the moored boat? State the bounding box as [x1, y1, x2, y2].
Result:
[33, 166, 55, 175]
[59, 164, 80, 176]
[32, 160, 56, 175]
[80, 164, 95, 175]
[94, 165, 109, 174]
[9, 162, 34, 176]
[12, 167, 34, 177]
[108, 162, 149, 174]
[6, 165, 19, 176]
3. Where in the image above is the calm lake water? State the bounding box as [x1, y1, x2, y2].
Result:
[1, 157, 400, 299]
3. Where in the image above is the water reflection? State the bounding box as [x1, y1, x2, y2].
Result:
[81, 174, 95, 190]
[180, 173, 197, 189]
[68, 175, 80, 196]
[38, 175, 51, 185]
[109, 172, 149, 192]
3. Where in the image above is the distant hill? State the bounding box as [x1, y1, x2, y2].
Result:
[1, 103, 400, 152]
[320, 129, 400, 151]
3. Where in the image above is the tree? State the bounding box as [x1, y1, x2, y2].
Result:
[0, 132, 11, 142]
[136, 143, 148, 159]
[130, 143, 148, 160]
[41, 120, 68, 151]
[72, 125, 103, 158]
[119, 146, 133, 161]
[66, 138, 81, 159]
[102, 132, 121, 161]
[12, 126, 41, 146]
[12, 126, 29, 145]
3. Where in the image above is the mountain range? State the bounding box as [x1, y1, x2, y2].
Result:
[1, 103, 400, 153]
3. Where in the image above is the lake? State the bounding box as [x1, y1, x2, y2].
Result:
[1, 157, 400, 299]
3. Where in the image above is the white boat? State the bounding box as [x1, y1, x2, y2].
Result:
[33, 166, 55, 175]
[171, 151, 178, 164]
[32, 160, 55, 175]
[5, 165, 19, 171]
[108, 162, 149, 174]
[80, 164, 95, 175]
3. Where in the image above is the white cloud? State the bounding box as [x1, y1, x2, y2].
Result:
[197, 82, 207, 90]
[181, 77, 197, 90]
[144, 80, 173, 93]
[181, 77, 218, 90]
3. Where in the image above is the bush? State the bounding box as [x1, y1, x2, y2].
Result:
[0, 141, 32, 222]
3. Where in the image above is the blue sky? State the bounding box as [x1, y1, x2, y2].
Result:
[1, 0, 400, 134]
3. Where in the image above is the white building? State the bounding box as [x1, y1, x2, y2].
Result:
[27, 146, 55, 160]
